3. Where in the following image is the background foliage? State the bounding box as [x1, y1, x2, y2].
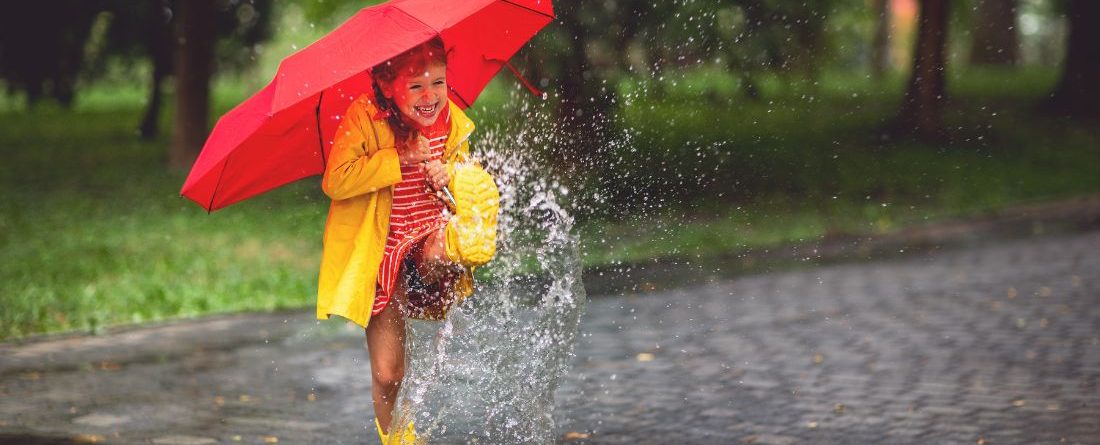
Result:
[1, 0, 1097, 339]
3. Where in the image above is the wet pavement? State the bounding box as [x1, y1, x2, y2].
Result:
[2, 228, 1099, 444]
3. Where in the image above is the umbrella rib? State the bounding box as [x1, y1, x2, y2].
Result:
[208, 149, 232, 212]
[316, 91, 327, 168]
[499, 0, 555, 19]
[449, 85, 472, 108]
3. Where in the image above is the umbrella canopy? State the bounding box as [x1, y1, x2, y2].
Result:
[181, 0, 553, 211]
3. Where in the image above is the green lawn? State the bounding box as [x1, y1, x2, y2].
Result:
[580, 67, 1100, 265]
[1, 67, 1098, 340]
[0, 106, 327, 339]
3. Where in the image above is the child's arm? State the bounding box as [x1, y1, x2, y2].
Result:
[322, 102, 402, 201]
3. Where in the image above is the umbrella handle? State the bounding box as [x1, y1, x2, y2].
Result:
[440, 186, 458, 212]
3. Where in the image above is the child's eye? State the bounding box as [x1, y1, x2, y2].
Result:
[409, 85, 421, 91]
[433, 80, 445, 86]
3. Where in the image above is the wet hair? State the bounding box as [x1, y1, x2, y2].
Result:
[372, 37, 447, 141]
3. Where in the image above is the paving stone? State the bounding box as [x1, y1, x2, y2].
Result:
[151, 436, 218, 445]
[72, 413, 131, 427]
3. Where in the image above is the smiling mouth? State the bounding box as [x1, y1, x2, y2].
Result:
[413, 102, 439, 118]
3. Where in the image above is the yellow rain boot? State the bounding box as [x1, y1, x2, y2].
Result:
[442, 162, 499, 267]
[375, 418, 418, 445]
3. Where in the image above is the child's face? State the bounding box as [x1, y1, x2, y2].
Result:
[384, 62, 447, 128]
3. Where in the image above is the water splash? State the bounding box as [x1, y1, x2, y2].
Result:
[392, 120, 587, 444]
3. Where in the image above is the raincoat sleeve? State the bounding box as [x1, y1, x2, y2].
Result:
[445, 137, 472, 180]
[322, 102, 402, 201]
[455, 137, 471, 162]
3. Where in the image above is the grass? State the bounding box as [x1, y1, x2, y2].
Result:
[0, 104, 327, 339]
[579, 66, 1100, 265]
[1, 66, 1098, 340]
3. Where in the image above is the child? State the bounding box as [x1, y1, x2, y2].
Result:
[316, 37, 497, 444]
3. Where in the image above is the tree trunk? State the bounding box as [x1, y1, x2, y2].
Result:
[170, 0, 216, 169]
[1047, 0, 1100, 117]
[896, 0, 950, 142]
[554, 3, 614, 173]
[969, 0, 1018, 66]
[870, 0, 891, 80]
[140, 0, 173, 140]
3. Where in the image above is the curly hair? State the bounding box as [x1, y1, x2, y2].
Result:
[371, 37, 447, 141]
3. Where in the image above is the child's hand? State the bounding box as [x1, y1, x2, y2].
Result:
[398, 133, 432, 166]
[424, 160, 450, 191]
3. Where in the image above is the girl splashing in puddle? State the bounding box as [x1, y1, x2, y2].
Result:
[315, 37, 498, 444]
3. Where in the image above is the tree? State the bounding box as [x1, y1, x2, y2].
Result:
[969, 0, 1018, 66]
[168, 0, 272, 169]
[870, 0, 892, 79]
[1047, 0, 1100, 117]
[0, 2, 101, 107]
[896, 0, 950, 142]
[169, 0, 217, 170]
[93, 0, 175, 139]
[139, 2, 173, 140]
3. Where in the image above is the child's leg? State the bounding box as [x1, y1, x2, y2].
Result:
[416, 228, 454, 284]
[365, 289, 407, 434]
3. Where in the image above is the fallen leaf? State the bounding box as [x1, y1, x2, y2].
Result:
[563, 431, 590, 441]
[1012, 399, 1026, 407]
[239, 395, 252, 403]
[73, 434, 105, 443]
[806, 421, 818, 428]
[813, 353, 824, 364]
[833, 403, 845, 414]
[307, 393, 317, 402]
[636, 353, 654, 362]
[263, 436, 279, 443]
[99, 361, 121, 371]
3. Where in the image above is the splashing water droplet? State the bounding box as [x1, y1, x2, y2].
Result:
[391, 100, 587, 443]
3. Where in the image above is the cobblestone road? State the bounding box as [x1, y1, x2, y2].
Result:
[1, 229, 1098, 444]
[556, 230, 1100, 444]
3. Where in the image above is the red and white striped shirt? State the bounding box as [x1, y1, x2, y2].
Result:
[372, 109, 451, 315]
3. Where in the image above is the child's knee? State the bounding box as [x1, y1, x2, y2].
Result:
[373, 365, 405, 390]
[420, 229, 447, 263]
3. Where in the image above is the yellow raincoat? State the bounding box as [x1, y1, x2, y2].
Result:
[316, 95, 475, 328]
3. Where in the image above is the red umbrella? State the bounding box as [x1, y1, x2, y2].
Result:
[181, 0, 553, 211]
